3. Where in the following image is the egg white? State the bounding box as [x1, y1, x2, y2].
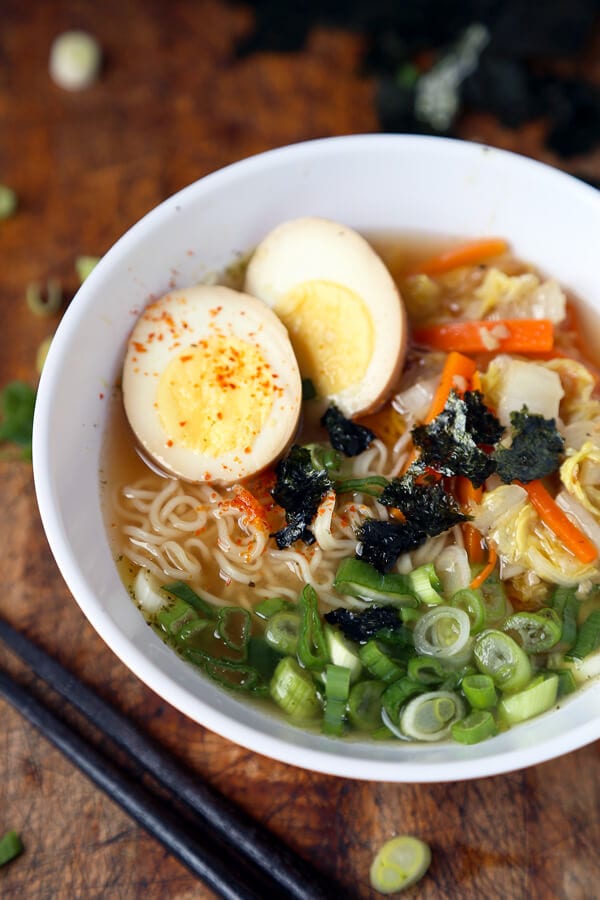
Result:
[122, 284, 302, 484]
[244, 217, 407, 417]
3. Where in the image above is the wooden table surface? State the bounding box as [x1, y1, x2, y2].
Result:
[1, 3, 600, 898]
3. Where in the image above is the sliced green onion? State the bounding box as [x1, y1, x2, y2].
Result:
[264, 610, 301, 656]
[0, 185, 17, 220]
[565, 609, 600, 662]
[156, 596, 198, 636]
[254, 596, 295, 619]
[502, 609, 562, 653]
[451, 709, 497, 745]
[297, 584, 329, 670]
[473, 629, 532, 693]
[359, 640, 405, 683]
[323, 664, 351, 736]
[0, 830, 23, 867]
[334, 475, 389, 496]
[334, 558, 418, 606]
[551, 585, 579, 650]
[348, 680, 386, 731]
[408, 563, 444, 605]
[26, 279, 63, 317]
[555, 668, 577, 697]
[461, 673, 497, 709]
[270, 656, 322, 719]
[400, 690, 466, 742]
[75, 255, 100, 282]
[413, 606, 471, 659]
[49, 30, 102, 91]
[175, 618, 210, 648]
[451, 588, 486, 634]
[324, 625, 362, 682]
[162, 581, 214, 618]
[369, 834, 431, 895]
[305, 443, 341, 472]
[407, 656, 447, 685]
[498, 674, 559, 726]
[401, 607, 421, 625]
[187, 652, 268, 695]
[382, 677, 425, 725]
[216, 606, 251, 652]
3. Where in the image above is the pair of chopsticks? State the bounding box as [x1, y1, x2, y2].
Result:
[0, 616, 340, 899]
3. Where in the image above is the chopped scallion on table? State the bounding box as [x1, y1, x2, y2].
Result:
[370, 834, 431, 894]
[0, 830, 23, 867]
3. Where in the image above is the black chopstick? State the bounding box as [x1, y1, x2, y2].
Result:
[0, 617, 338, 899]
[0, 667, 268, 900]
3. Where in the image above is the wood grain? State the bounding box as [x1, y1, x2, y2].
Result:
[1, 2, 599, 898]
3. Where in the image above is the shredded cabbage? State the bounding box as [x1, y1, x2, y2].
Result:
[403, 274, 441, 322]
[560, 442, 600, 519]
[472, 268, 566, 322]
[481, 357, 564, 427]
[544, 358, 600, 427]
[474, 484, 599, 586]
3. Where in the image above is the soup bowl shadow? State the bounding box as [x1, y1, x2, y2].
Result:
[33, 134, 600, 782]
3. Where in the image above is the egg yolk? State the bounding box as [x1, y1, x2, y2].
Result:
[156, 334, 275, 456]
[274, 280, 374, 396]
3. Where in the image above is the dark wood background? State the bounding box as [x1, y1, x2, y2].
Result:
[1, 3, 600, 898]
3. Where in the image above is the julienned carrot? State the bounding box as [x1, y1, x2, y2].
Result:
[412, 238, 508, 276]
[402, 351, 475, 472]
[425, 351, 476, 422]
[456, 476, 485, 565]
[470, 546, 498, 590]
[413, 319, 554, 355]
[520, 480, 598, 565]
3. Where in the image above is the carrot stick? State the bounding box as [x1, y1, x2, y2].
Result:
[411, 238, 508, 277]
[425, 351, 476, 422]
[520, 480, 598, 565]
[470, 546, 498, 589]
[456, 476, 485, 564]
[412, 319, 554, 355]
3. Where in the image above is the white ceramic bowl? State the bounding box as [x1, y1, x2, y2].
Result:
[33, 135, 600, 782]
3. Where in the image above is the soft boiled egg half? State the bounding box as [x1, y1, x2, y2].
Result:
[244, 217, 407, 418]
[122, 284, 302, 484]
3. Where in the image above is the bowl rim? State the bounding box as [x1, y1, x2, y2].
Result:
[33, 133, 600, 782]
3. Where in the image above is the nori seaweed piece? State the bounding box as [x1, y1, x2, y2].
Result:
[494, 406, 565, 484]
[356, 518, 428, 572]
[411, 390, 499, 488]
[379, 474, 470, 535]
[324, 604, 402, 642]
[321, 404, 375, 457]
[271, 445, 332, 548]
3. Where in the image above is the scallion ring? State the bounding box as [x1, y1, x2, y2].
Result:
[399, 690, 466, 742]
[451, 709, 498, 745]
[26, 279, 63, 317]
[413, 606, 471, 659]
[498, 673, 559, 726]
[473, 629, 532, 693]
[451, 588, 486, 634]
[369, 834, 431, 894]
[502, 608, 562, 653]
